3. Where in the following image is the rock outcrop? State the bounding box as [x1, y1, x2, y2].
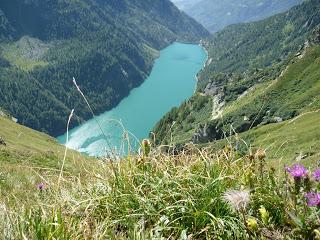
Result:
[0, 137, 6, 146]
[309, 26, 320, 45]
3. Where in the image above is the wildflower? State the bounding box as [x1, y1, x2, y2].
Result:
[305, 192, 320, 207]
[246, 217, 258, 231]
[223, 189, 250, 211]
[285, 164, 308, 179]
[37, 183, 45, 191]
[259, 205, 270, 225]
[312, 169, 320, 181]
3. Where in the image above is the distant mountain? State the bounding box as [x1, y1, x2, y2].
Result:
[173, 0, 304, 32]
[170, 0, 202, 10]
[0, 0, 209, 136]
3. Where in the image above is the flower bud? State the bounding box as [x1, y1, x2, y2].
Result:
[141, 139, 151, 157]
[247, 217, 258, 231]
[259, 206, 269, 225]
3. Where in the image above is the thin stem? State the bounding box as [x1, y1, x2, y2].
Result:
[58, 109, 74, 188]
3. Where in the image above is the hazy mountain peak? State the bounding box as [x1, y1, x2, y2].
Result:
[172, 0, 304, 32]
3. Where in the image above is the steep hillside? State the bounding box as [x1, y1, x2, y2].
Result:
[0, 0, 209, 136]
[177, 0, 303, 32]
[153, 0, 320, 147]
[240, 111, 320, 164]
[0, 114, 99, 200]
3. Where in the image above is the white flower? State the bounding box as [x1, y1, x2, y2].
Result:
[223, 189, 250, 211]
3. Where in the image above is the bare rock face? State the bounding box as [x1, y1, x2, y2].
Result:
[192, 120, 224, 144]
[203, 82, 219, 96]
[309, 26, 320, 45]
[192, 124, 210, 143]
[0, 137, 6, 146]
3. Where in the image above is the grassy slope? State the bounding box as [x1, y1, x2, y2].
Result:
[1, 37, 49, 71]
[200, 46, 320, 164]
[211, 111, 320, 166]
[0, 116, 97, 203]
[244, 111, 320, 166]
[223, 45, 320, 116]
[213, 45, 320, 166]
[217, 44, 320, 134]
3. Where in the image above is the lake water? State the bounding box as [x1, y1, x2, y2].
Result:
[57, 42, 207, 156]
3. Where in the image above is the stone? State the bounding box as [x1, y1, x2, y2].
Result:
[0, 137, 6, 146]
[274, 117, 283, 123]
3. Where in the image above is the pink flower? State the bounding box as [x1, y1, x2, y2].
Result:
[285, 164, 308, 179]
[312, 169, 320, 181]
[305, 192, 320, 207]
[37, 183, 45, 191]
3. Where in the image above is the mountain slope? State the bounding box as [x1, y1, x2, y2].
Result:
[0, 113, 99, 199]
[176, 0, 304, 32]
[0, 0, 209, 136]
[153, 0, 320, 146]
[199, 0, 320, 78]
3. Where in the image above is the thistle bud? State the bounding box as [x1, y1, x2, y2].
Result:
[255, 149, 266, 160]
[246, 217, 258, 231]
[141, 139, 151, 157]
[259, 206, 270, 225]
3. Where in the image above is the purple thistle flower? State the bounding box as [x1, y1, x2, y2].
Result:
[285, 164, 308, 179]
[305, 192, 320, 207]
[312, 169, 320, 181]
[37, 183, 45, 191]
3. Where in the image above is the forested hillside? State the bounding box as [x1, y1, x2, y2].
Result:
[153, 0, 320, 147]
[0, 0, 208, 136]
[174, 0, 303, 32]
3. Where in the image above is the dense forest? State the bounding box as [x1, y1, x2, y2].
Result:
[0, 0, 208, 136]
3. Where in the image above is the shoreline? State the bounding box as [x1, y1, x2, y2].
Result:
[194, 41, 209, 93]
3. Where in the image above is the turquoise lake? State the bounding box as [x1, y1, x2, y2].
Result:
[57, 42, 207, 156]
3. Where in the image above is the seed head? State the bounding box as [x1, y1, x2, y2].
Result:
[255, 149, 266, 160]
[223, 189, 250, 211]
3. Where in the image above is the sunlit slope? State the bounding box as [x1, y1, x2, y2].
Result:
[0, 116, 96, 199]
